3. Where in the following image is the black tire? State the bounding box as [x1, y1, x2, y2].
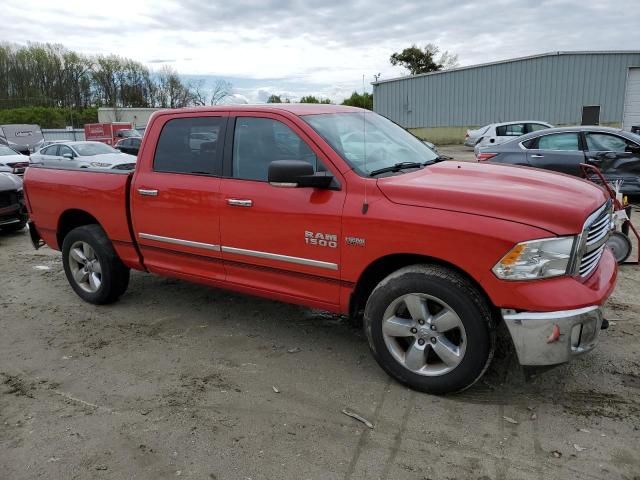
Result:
[364, 265, 495, 394]
[61, 224, 130, 304]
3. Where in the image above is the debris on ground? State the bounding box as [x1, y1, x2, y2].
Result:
[287, 347, 301, 354]
[272, 386, 280, 393]
[552, 450, 562, 458]
[342, 409, 374, 429]
[503, 416, 519, 424]
[573, 444, 587, 452]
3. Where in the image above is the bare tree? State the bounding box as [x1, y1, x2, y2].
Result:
[210, 79, 232, 105]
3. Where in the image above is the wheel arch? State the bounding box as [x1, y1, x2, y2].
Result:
[56, 209, 101, 249]
[349, 253, 496, 322]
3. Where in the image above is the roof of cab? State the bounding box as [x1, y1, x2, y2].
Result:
[154, 104, 366, 117]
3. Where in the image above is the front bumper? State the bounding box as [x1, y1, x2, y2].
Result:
[502, 306, 603, 366]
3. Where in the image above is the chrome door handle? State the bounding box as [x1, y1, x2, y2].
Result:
[530, 154, 544, 158]
[138, 188, 159, 197]
[227, 198, 253, 207]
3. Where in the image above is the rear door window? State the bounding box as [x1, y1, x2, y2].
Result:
[536, 133, 580, 151]
[496, 123, 526, 136]
[153, 117, 225, 175]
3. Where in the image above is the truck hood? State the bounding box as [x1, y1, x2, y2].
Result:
[376, 161, 609, 235]
[0, 172, 23, 191]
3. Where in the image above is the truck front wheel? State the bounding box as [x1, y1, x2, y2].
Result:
[364, 265, 494, 394]
[62, 225, 130, 305]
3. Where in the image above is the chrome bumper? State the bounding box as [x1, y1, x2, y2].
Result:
[502, 306, 603, 366]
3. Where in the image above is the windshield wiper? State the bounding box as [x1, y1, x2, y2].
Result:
[369, 162, 424, 177]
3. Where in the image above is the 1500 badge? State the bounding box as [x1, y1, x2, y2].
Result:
[305, 231, 338, 248]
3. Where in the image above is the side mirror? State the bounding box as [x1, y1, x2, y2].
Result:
[268, 160, 333, 189]
[62, 153, 74, 159]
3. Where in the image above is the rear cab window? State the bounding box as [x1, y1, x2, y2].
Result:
[153, 117, 225, 175]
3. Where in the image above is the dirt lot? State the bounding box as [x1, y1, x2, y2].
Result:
[1, 218, 640, 480]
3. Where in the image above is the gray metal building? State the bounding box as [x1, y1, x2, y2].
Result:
[372, 51, 640, 144]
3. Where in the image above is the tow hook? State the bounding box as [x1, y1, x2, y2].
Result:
[601, 318, 609, 330]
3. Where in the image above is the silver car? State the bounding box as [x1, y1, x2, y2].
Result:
[465, 121, 553, 151]
[30, 141, 137, 170]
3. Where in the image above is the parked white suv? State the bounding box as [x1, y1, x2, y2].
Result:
[465, 121, 553, 152]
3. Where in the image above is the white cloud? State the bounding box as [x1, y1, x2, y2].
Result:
[3, 0, 640, 102]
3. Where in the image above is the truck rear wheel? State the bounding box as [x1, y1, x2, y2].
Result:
[62, 225, 130, 305]
[364, 265, 494, 394]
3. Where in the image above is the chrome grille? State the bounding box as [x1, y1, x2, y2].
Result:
[577, 201, 613, 278]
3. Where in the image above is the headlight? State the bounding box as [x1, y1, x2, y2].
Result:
[90, 162, 111, 168]
[492, 237, 576, 280]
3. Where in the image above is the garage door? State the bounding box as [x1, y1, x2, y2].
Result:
[623, 68, 640, 131]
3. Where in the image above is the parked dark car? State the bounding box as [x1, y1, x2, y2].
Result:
[114, 137, 142, 156]
[477, 126, 640, 194]
[0, 172, 28, 232]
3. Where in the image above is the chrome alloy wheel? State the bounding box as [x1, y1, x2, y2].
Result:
[67, 241, 103, 293]
[381, 293, 467, 376]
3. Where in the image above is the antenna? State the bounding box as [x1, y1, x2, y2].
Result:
[362, 74, 369, 214]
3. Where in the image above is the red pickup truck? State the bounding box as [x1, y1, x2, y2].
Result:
[24, 105, 617, 394]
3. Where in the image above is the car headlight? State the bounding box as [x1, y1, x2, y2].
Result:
[90, 162, 111, 168]
[492, 237, 576, 280]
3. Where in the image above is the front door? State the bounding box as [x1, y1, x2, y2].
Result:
[583, 131, 640, 184]
[219, 113, 345, 306]
[130, 113, 227, 281]
[526, 131, 586, 176]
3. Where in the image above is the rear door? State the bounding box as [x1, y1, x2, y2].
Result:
[525, 132, 586, 176]
[130, 113, 228, 281]
[218, 112, 345, 306]
[38, 145, 61, 166]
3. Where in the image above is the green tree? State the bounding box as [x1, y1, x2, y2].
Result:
[341, 91, 373, 110]
[267, 94, 282, 103]
[390, 43, 459, 75]
[299, 95, 331, 104]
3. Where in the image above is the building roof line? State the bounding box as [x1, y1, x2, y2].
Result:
[372, 50, 640, 85]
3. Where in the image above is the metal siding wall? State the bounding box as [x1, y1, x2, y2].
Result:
[374, 53, 640, 128]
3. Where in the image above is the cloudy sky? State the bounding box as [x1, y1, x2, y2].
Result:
[3, 0, 640, 103]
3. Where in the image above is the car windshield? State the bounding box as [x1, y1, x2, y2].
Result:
[74, 143, 118, 156]
[303, 112, 438, 176]
[0, 145, 17, 156]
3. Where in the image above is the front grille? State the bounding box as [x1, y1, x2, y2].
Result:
[577, 201, 613, 278]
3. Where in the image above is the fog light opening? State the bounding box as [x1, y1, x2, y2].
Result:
[570, 324, 583, 349]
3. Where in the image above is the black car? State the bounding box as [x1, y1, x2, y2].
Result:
[114, 137, 142, 156]
[0, 173, 28, 232]
[477, 126, 640, 194]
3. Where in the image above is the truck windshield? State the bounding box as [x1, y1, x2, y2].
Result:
[303, 112, 438, 176]
[74, 143, 118, 156]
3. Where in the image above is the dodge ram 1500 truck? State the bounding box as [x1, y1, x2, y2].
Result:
[24, 105, 617, 394]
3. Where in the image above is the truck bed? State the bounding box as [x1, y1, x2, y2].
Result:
[24, 166, 142, 269]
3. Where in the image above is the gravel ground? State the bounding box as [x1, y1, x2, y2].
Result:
[1, 217, 639, 480]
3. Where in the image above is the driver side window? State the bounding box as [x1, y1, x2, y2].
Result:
[232, 117, 323, 181]
[59, 145, 74, 157]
